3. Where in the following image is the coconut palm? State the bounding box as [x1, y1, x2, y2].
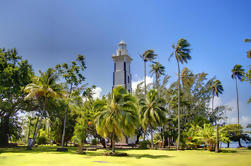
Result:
[150, 62, 165, 91]
[24, 68, 61, 148]
[140, 50, 157, 97]
[139, 89, 166, 148]
[169, 38, 191, 149]
[211, 79, 223, 152]
[94, 86, 138, 153]
[231, 64, 245, 125]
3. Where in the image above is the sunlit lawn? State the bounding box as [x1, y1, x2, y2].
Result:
[0, 146, 251, 166]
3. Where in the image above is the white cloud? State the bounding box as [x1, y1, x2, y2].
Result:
[223, 99, 251, 127]
[228, 116, 251, 127]
[93, 87, 102, 99]
[132, 76, 153, 92]
[209, 96, 222, 109]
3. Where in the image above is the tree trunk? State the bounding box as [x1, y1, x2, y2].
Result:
[112, 132, 115, 153]
[143, 129, 146, 141]
[168, 137, 171, 150]
[32, 117, 41, 146]
[235, 78, 240, 125]
[215, 124, 219, 153]
[99, 137, 106, 149]
[27, 118, 32, 141]
[150, 123, 154, 149]
[144, 60, 147, 98]
[61, 105, 69, 148]
[0, 116, 9, 147]
[238, 139, 242, 147]
[61, 84, 73, 148]
[162, 126, 165, 148]
[227, 142, 230, 148]
[177, 60, 181, 150]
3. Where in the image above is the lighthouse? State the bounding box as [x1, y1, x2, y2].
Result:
[112, 40, 132, 93]
[112, 41, 136, 145]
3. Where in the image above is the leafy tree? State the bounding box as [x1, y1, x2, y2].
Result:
[139, 89, 166, 148]
[55, 55, 86, 149]
[94, 86, 138, 153]
[140, 50, 157, 98]
[231, 64, 245, 124]
[0, 48, 33, 147]
[169, 38, 191, 149]
[222, 124, 251, 147]
[24, 68, 61, 148]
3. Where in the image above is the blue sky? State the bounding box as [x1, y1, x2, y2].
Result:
[0, 0, 250, 126]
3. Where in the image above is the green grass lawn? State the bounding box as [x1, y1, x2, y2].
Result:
[0, 146, 251, 166]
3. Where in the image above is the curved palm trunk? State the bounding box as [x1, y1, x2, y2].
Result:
[235, 78, 240, 125]
[177, 60, 181, 150]
[143, 60, 147, 141]
[32, 117, 42, 147]
[235, 78, 242, 147]
[212, 93, 219, 152]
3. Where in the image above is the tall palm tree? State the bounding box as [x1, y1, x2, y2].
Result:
[24, 68, 61, 148]
[211, 79, 223, 152]
[94, 86, 138, 153]
[231, 64, 245, 125]
[139, 89, 166, 148]
[140, 50, 157, 98]
[150, 62, 165, 91]
[169, 38, 191, 149]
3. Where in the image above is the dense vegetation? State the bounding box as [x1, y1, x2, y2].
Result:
[0, 39, 250, 155]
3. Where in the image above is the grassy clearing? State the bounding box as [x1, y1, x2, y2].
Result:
[0, 146, 251, 166]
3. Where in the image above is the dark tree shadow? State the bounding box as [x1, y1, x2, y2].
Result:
[0, 146, 78, 154]
[128, 153, 172, 159]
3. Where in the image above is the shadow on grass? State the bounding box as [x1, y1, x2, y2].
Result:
[86, 150, 172, 159]
[0, 146, 78, 155]
[219, 149, 237, 153]
[129, 153, 172, 159]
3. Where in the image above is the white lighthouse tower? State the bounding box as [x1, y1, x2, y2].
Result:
[112, 40, 132, 93]
[112, 41, 136, 145]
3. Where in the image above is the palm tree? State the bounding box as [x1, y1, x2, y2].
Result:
[150, 62, 165, 91]
[211, 79, 223, 152]
[24, 68, 61, 148]
[231, 64, 245, 125]
[94, 86, 138, 153]
[169, 38, 191, 149]
[140, 50, 157, 98]
[244, 38, 251, 58]
[139, 89, 166, 148]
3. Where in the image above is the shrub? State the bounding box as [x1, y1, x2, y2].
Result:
[248, 146, 251, 150]
[91, 138, 97, 145]
[37, 136, 47, 145]
[139, 140, 150, 149]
